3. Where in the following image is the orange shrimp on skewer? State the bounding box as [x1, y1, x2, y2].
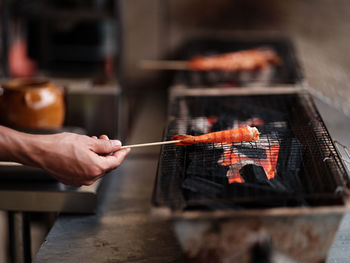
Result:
[189, 49, 281, 72]
[171, 126, 260, 146]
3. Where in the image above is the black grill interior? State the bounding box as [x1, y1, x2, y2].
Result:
[153, 94, 349, 211]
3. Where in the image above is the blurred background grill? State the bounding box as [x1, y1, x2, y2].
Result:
[172, 37, 303, 87]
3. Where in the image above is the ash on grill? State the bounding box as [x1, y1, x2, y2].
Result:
[155, 94, 348, 211]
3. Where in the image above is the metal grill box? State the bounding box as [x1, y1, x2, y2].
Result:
[152, 91, 349, 263]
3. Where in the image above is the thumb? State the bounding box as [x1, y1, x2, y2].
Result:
[91, 139, 122, 154]
[101, 148, 130, 170]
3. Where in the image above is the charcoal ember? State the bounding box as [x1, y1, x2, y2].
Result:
[173, 96, 307, 209]
[186, 163, 228, 185]
[185, 145, 228, 185]
[182, 175, 226, 200]
[234, 104, 287, 124]
[188, 99, 287, 129]
[225, 182, 288, 197]
[210, 112, 236, 131]
[257, 126, 291, 139]
[189, 117, 214, 134]
[240, 164, 268, 184]
[267, 177, 289, 193]
[239, 164, 289, 193]
[208, 105, 289, 136]
[226, 186, 305, 208]
[235, 146, 267, 159]
[276, 138, 304, 192]
[224, 183, 289, 208]
[182, 144, 228, 200]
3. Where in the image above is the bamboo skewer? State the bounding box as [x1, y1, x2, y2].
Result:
[140, 60, 190, 70]
[121, 140, 181, 149]
[0, 161, 22, 166]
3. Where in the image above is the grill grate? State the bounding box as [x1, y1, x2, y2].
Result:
[154, 94, 349, 210]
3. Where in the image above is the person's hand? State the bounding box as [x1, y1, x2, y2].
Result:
[29, 132, 130, 186]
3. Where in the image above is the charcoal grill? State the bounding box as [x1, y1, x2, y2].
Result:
[172, 36, 303, 87]
[152, 91, 350, 263]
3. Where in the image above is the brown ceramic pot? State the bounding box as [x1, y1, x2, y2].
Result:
[0, 78, 65, 130]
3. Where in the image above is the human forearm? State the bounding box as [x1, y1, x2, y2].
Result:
[0, 125, 130, 186]
[0, 125, 44, 165]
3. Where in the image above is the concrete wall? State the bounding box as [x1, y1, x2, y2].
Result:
[121, 0, 350, 116]
[119, 0, 163, 90]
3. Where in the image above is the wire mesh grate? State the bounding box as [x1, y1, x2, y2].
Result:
[154, 94, 349, 210]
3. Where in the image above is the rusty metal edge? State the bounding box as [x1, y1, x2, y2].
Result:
[169, 84, 307, 99]
[151, 201, 350, 221]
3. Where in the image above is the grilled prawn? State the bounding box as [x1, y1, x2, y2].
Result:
[171, 126, 260, 145]
[189, 49, 281, 72]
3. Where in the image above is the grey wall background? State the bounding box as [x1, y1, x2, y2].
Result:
[120, 0, 350, 116]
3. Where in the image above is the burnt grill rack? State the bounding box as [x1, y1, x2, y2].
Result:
[172, 37, 303, 87]
[153, 93, 349, 211]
